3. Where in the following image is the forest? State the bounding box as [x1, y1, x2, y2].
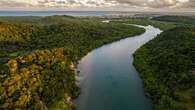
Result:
[110, 17, 177, 31]
[152, 15, 195, 25]
[0, 15, 194, 110]
[134, 26, 195, 110]
[0, 16, 145, 110]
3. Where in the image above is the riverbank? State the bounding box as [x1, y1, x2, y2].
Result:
[75, 25, 161, 110]
[110, 18, 176, 31]
[134, 27, 195, 110]
[0, 16, 145, 110]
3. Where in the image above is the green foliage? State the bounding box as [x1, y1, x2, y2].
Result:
[152, 15, 195, 25]
[0, 48, 78, 109]
[0, 22, 38, 42]
[134, 27, 195, 110]
[150, 21, 176, 31]
[111, 18, 176, 31]
[0, 16, 145, 109]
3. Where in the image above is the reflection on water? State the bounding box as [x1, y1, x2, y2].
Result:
[76, 25, 162, 110]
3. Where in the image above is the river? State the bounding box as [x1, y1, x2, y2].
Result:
[75, 25, 162, 110]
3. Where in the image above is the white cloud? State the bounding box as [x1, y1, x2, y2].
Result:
[0, 0, 194, 9]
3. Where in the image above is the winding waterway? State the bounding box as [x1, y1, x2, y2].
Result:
[76, 25, 162, 110]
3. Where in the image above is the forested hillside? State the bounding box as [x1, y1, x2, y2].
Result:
[134, 27, 195, 110]
[0, 16, 145, 110]
[152, 15, 195, 25]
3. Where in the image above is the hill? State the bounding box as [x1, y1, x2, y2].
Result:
[0, 16, 145, 110]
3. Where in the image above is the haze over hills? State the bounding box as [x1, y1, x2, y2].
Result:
[0, 11, 195, 18]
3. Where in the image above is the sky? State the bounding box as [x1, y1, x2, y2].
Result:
[0, 0, 194, 11]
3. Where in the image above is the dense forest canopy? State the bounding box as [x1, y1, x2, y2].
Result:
[152, 15, 195, 25]
[0, 16, 145, 110]
[110, 17, 177, 31]
[134, 26, 195, 110]
[0, 15, 194, 110]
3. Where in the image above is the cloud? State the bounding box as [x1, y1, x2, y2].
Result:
[0, 0, 34, 7]
[108, 0, 189, 8]
[181, 0, 195, 8]
[0, 0, 194, 9]
[147, 0, 179, 8]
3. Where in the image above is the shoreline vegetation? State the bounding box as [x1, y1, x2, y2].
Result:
[0, 15, 194, 110]
[0, 15, 145, 110]
[110, 18, 176, 31]
[134, 27, 195, 110]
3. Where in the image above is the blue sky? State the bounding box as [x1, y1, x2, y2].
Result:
[0, 0, 194, 11]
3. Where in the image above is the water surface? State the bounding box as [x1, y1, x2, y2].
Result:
[76, 25, 162, 110]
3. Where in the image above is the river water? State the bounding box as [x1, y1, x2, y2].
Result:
[75, 25, 162, 110]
